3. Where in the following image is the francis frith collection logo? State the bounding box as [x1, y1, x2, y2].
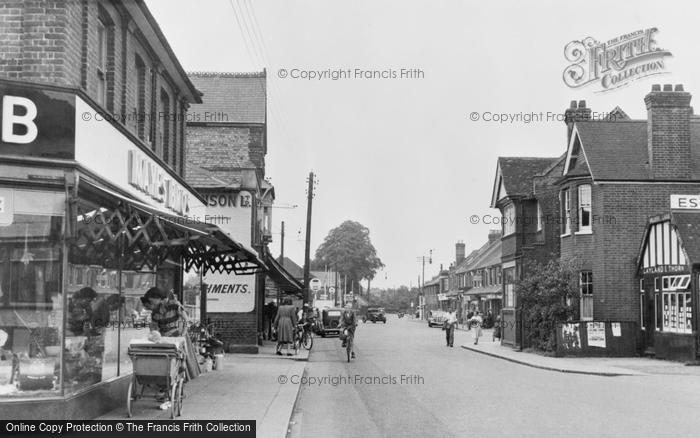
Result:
[563, 28, 672, 92]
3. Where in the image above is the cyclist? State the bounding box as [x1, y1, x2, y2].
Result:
[339, 303, 357, 359]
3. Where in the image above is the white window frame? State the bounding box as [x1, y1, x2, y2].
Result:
[536, 201, 543, 232]
[661, 291, 692, 334]
[639, 279, 645, 330]
[577, 184, 592, 234]
[580, 271, 593, 320]
[561, 189, 571, 236]
[503, 203, 515, 236]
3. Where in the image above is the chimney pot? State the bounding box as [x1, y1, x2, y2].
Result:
[578, 100, 586, 108]
[652, 84, 661, 91]
[570, 100, 577, 109]
[663, 84, 673, 91]
[675, 84, 684, 92]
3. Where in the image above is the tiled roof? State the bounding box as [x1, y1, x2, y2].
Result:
[573, 120, 700, 180]
[187, 72, 266, 124]
[277, 257, 304, 280]
[672, 212, 700, 264]
[185, 162, 242, 189]
[498, 157, 560, 197]
[455, 238, 501, 273]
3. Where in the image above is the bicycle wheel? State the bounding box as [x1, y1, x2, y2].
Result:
[303, 331, 313, 350]
[346, 336, 352, 362]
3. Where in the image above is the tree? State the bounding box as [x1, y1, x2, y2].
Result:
[312, 220, 384, 291]
[516, 258, 580, 352]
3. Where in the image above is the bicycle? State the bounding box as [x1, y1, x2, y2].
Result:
[343, 328, 354, 362]
[300, 322, 313, 350]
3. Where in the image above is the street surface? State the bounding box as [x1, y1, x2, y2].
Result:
[288, 314, 700, 437]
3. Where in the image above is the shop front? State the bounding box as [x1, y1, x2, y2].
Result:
[638, 211, 699, 362]
[0, 81, 264, 418]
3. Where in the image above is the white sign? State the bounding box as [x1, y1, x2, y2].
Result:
[328, 286, 336, 294]
[204, 271, 256, 312]
[670, 194, 700, 210]
[611, 322, 622, 337]
[310, 278, 322, 291]
[128, 150, 191, 215]
[0, 189, 12, 226]
[2, 95, 38, 144]
[587, 322, 606, 348]
[437, 293, 448, 301]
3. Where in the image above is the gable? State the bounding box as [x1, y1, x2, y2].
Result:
[563, 129, 592, 177]
[639, 220, 687, 273]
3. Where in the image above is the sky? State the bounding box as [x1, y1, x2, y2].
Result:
[145, 0, 700, 289]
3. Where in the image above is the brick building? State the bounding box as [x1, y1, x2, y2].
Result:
[0, 0, 264, 418]
[559, 85, 700, 360]
[185, 71, 302, 353]
[490, 156, 563, 347]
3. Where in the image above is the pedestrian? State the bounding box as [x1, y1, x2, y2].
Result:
[468, 311, 483, 345]
[493, 314, 502, 341]
[466, 309, 474, 331]
[274, 297, 298, 356]
[444, 309, 458, 347]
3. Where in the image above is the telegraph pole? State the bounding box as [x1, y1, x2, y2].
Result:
[302, 172, 317, 304]
[416, 249, 433, 320]
[280, 221, 285, 264]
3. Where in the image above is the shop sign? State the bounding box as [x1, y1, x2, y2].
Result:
[437, 293, 448, 301]
[0, 82, 76, 158]
[204, 192, 252, 208]
[670, 194, 700, 210]
[204, 271, 255, 312]
[128, 150, 190, 215]
[642, 265, 686, 274]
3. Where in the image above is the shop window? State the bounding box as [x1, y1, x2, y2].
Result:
[639, 279, 645, 330]
[503, 203, 515, 236]
[580, 271, 593, 320]
[503, 267, 515, 308]
[577, 185, 591, 233]
[660, 290, 692, 334]
[561, 189, 571, 235]
[654, 293, 661, 330]
[0, 191, 64, 399]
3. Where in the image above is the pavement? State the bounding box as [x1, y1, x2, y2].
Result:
[290, 314, 700, 438]
[410, 316, 700, 376]
[98, 340, 309, 438]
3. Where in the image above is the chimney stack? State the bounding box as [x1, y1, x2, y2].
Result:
[455, 241, 465, 264]
[488, 229, 502, 243]
[644, 84, 692, 179]
[565, 100, 592, 144]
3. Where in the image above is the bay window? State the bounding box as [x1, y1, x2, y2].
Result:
[578, 184, 591, 233]
[503, 203, 515, 236]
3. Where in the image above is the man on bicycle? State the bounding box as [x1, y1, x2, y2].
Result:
[339, 303, 357, 359]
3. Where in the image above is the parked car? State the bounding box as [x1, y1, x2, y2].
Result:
[317, 307, 343, 337]
[362, 307, 386, 324]
[427, 310, 447, 328]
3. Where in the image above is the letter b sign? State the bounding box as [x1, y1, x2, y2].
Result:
[2, 95, 38, 144]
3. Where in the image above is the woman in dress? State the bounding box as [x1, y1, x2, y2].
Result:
[273, 297, 298, 356]
[468, 311, 484, 345]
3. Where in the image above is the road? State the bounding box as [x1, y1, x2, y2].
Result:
[288, 314, 700, 438]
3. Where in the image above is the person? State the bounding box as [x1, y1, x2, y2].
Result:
[68, 287, 98, 335]
[264, 301, 278, 341]
[144, 287, 188, 337]
[468, 311, 484, 345]
[274, 297, 297, 356]
[339, 303, 357, 359]
[466, 309, 474, 331]
[444, 309, 458, 347]
[493, 313, 502, 341]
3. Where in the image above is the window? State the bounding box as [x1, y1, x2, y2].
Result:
[503, 203, 515, 236]
[580, 271, 593, 320]
[536, 201, 543, 232]
[135, 56, 147, 141]
[661, 291, 692, 334]
[96, 19, 107, 106]
[578, 184, 591, 232]
[160, 89, 170, 165]
[503, 267, 515, 308]
[561, 189, 571, 235]
[640, 279, 645, 329]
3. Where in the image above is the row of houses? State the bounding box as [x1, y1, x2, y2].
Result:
[425, 85, 700, 362]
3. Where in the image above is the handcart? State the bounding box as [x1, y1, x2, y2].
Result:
[126, 337, 186, 419]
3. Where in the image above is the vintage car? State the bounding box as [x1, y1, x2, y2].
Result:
[362, 307, 386, 323]
[317, 307, 344, 337]
[427, 310, 447, 328]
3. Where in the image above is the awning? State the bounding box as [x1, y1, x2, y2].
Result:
[71, 179, 266, 274]
[465, 285, 502, 297]
[264, 254, 303, 293]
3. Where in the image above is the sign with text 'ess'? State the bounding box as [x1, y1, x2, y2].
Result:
[670, 194, 700, 210]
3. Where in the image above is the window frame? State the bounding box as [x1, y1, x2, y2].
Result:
[561, 189, 571, 236]
[577, 184, 592, 234]
[579, 270, 593, 320]
[503, 203, 515, 236]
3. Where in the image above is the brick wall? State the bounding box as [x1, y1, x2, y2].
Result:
[0, 0, 189, 177]
[186, 125, 265, 171]
[208, 312, 258, 352]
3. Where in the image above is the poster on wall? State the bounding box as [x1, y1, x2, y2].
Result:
[204, 271, 256, 313]
[611, 322, 622, 337]
[587, 322, 606, 348]
[561, 323, 581, 350]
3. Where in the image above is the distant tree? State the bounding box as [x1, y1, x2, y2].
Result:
[516, 258, 580, 352]
[312, 220, 384, 291]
